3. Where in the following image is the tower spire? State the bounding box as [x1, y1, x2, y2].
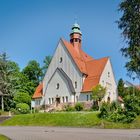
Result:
[70, 22, 82, 51]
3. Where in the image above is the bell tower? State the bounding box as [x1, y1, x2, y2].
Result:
[70, 23, 82, 51]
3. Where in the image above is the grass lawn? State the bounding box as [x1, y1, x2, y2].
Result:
[0, 112, 140, 128]
[0, 134, 11, 140]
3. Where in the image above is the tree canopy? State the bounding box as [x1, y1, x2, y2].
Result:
[92, 84, 106, 101]
[118, 0, 140, 80]
[0, 53, 19, 110]
[22, 60, 43, 87]
[42, 56, 52, 77]
[117, 78, 125, 97]
[0, 53, 52, 111]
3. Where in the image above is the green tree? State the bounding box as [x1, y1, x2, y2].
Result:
[117, 78, 125, 97]
[118, 0, 140, 80]
[0, 53, 18, 111]
[14, 92, 31, 106]
[42, 56, 52, 77]
[15, 72, 35, 96]
[92, 84, 106, 111]
[22, 60, 43, 87]
[124, 94, 140, 115]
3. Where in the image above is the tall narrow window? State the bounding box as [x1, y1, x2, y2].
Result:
[76, 96, 78, 102]
[49, 98, 51, 104]
[62, 97, 65, 103]
[59, 57, 63, 63]
[38, 100, 40, 105]
[108, 72, 110, 77]
[56, 83, 59, 89]
[107, 97, 110, 102]
[90, 95, 92, 101]
[66, 96, 68, 102]
[75, 81, 77, 89]
[86, 95, 89, 101]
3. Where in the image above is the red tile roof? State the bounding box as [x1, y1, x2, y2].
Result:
[33, 38, 109, 98]
[32, 83, 43, 99]
[62, 38, 108, 93]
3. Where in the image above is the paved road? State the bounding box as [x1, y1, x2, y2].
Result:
[0, 126, 140, 140]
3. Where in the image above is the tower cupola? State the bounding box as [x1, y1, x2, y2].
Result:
[70, 23, 82, 50]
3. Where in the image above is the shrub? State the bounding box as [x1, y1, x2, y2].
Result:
[107, 112, 126, 122]
[64, 104, 75, 111]
[98, 102, 111, 118]
[75, 102, 83, 111]
[92, 101, 99, 111]
[110, 101, 120, 112]
[124, 111, 137, 123]
[16, 103, 30, 114]
[10, 108, 20, 115]
[14, 92, 31, 105]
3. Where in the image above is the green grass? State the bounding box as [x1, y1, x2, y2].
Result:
[0, 134, 11, 140]
[102, 116, 140, 129]
[1, 112, 140, 128]
[0, 112, 101, 127]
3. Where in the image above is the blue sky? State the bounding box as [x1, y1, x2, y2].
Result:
[0, 0, 138, 84]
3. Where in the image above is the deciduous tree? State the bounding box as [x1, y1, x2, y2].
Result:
[118, 0, 140, 80]
[22, 60, 43, 87]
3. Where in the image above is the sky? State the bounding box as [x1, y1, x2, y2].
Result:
[0, 0, 138, 84]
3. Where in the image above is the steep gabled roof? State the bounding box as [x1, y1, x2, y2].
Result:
[32, 83, 43, 99]
[82, 57, 108, 92]
[61, 38, 108, 92]
[62, 38, 93, 74]
[33, 38, 109, 98]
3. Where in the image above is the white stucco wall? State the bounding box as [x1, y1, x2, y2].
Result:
[99, 58, 117, 102]
[44, 69, 74, 104]
[41, 39, 83, 105]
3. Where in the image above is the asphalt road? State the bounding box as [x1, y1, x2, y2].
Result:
[0, 127, 140, 140]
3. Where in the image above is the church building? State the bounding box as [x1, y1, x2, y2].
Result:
[32, 23, 117, 108]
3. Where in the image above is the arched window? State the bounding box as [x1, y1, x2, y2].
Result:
[56, 83, 59, 89]
[59, 57, 63, 63]
[75, 38, 78, 42]
[75, 81, 77, 88]
[62, 97, 65, 103]
[108, 72, 110, 77]
[107, 97, 110, 102]
[66, 96, 68, 102]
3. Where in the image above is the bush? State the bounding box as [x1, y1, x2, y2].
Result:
[99, 101, 137, 123]
[10, 108, 20, 115]
[16, 103, 30, 114]
[107, 112, 126, 122]
[92, 101, 99, 111]
[64, 104, 75, 111]
[14, 92, 31, 105]
[98, 102, 111, 118]
[124, 111, 137, 123]
[74, 102, 83, 111]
